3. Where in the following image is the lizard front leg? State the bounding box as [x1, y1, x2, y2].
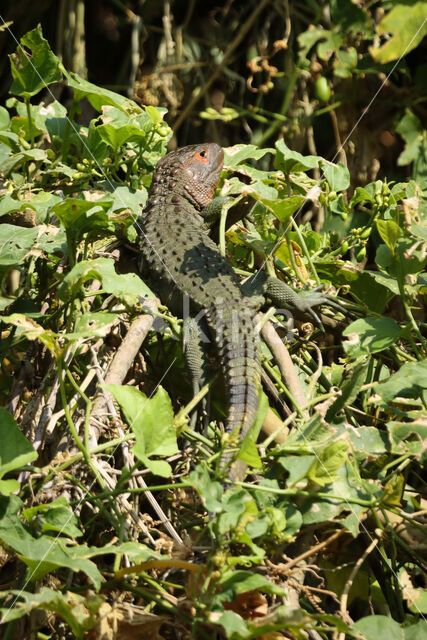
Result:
[242, 271, 345, 326]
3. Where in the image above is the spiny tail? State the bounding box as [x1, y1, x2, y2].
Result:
[210, 304, 260, 478]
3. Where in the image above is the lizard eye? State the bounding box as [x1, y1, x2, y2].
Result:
[194, 149, 208, 163]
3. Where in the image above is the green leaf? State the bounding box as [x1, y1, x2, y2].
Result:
[307, 440, 349, 486]
[104, 385, 178, 477]
[353, 615, 404, 640]
[22, 498, 83, 538]
[348, 426, 389, 457]
[237, 391, 268, 468]
[67, 312, 117, 339]
[301, 463, 377, 534]
[387, 421, 427, 457]
[325, 361, 367, 423]
[219, 570, 285, 602]
[322, 161, 350, 192]
[64, 70, 141, 114]
[187, 465, 224, 513]
[264, 195, 306, 222]
[343, 317, 401, 357]
[376, 219, 401, 253]
[2, 314, 58, 355]
[0, 408, 37, 483]
[215, 611, 250, 639]
[0, 495, 102, 588]
[405, 620, 427, 639]
[52, 197, 114, 240]
[275, 138, 321, 173]
[0, 147, 48, 175]
[369, 3, 427, 64]
[0, 224, 38, 267]
[0, 106, 10, 129]
[223, 144, 274, 168]
[9, 26, 62, 98]
[0, 588, 102, 638]
[58, 258, 154, 306]
[396, 110, 423, 166]
[375, 359, 427, 404]
[277, 455, 316, 486]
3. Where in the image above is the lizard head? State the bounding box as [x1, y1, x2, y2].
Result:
[152, 143, 224, 209]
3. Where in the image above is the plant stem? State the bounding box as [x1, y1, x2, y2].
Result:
[25, 96, 34, 148]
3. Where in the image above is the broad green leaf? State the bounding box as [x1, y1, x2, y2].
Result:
[376, 219, 401, 253]
[64, 70, 140, 114]
[52, 197, 113, 236]
[237, 391, 268, 468]
[322, 161, 350, 192]
[107, 184, 147, 211]
[264, 195, 305, 222]
[2, 314, 58, 354]
[187, 465, 224, 513]
[353, 615, 404, 640]
[375, 359, 427, 404]
[58, 258, 154, 306]
[219, 569, 285, 602]
[22, 498, 82, 538]
[275, 138, 321, 173]
[0, 224, 38, 267]
[301, 463, 377, 535]
[66, 312, 118, 339]
[217, 488, 257, 536]
[0, 478, 20, 494]
[363, 270, 400, 297]
[104, 385, 178, 477]
[405, 620, 427, 639]
[396, 110, 423, 166]
[307, 440, 348, 486]
[325, 361, 367, 423]
[387, 421, 427, 457]
[0, 496, 102, 588]
[223, 144, 274, 168]
[9, 26, 62, 98]
[0, 147, 47, 175]
[0, 408, 37, 483]
[277, 455, 316, 486]
[0, 106, 10, 129]
[215, 611, 250, 638]
[96, 122, 147, 150]
[348, 426, 389, 457]
[0, 588, 102, 638]
[370, 3, 427, 64]
[343, 317, 401, 357]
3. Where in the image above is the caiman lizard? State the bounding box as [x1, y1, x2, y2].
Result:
[137, 143, 341, 479]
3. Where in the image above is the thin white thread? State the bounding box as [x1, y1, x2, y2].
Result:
[1, 16, 424, 623]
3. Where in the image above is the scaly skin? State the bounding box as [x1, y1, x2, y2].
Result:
[137, 143, 261, 468]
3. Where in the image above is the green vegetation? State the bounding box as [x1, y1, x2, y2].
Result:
[0, 8, 426, 640]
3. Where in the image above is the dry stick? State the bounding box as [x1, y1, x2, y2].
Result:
[89, 301, 184, 546]
[279, 529, 346, 573]
[89, 299, 158, 444]
[172, 0, 271, 133]
[336, 538, 379, 640]
[260, 317, 309, 420]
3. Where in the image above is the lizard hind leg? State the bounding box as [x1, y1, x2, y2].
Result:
[182, 316, 211, 430]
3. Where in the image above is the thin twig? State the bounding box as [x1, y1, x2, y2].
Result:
[336, 538, 378, 640]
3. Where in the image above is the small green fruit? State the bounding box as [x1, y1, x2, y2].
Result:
[314, 76, 331, 102]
